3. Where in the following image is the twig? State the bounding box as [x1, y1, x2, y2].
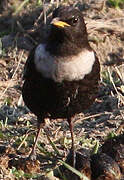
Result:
[114, 66, 124, 83]
[44, 128, 62, 156]
[75, 112, 112, 123]
[107, 67, 124, 105]
[107, 67, 118, 94]
[87, 17, 124, 33]
[13, 0, 30, 16]
[116, 122, 124, 135]
[0, 80, 15, 88]
[17, 133, 29, 150]
[0, 50, 24, 100]
[17, 129, 35, 150]
[34, 11, 44, 27]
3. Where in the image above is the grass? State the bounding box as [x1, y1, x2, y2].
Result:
[10, 167, 41, 179]
[59, 160, 90, 180]
[108, 0, 124, 9]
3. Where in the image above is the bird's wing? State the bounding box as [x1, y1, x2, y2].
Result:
[23, 47, 36, 80]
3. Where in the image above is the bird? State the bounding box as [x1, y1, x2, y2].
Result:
[22, 5, 100, 164]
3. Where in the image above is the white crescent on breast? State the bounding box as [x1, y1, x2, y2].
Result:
[34, 44, 95, 82]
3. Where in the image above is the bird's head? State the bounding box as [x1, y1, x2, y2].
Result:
[47, 6, 90, 56]
[51, 6, 87, 39]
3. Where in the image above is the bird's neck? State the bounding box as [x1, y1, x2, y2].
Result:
[46, 30, 91, 57]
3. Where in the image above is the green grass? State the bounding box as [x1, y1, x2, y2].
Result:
[10, 167, 41, 179]
[108, 0, 124, 9]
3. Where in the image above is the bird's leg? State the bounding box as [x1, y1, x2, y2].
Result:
[68, 117, 76, 167]
[29, 123, 42, 160]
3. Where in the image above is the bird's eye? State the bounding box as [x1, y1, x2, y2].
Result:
[72, 17, 78, 24]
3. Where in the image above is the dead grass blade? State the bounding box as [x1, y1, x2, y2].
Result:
[59, 160, 90, 180]
[87, 17, 124, 33]
[0, 50, 24, 101]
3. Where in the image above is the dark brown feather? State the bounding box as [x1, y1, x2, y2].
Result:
[22, 49, 100, 121]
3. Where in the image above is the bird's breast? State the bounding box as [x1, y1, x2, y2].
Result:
[34, 43, 95, 82]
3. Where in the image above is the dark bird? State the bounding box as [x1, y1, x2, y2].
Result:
[22, 6, 100, 163]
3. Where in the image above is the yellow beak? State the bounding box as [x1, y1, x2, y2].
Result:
[51, 19, 70, 28]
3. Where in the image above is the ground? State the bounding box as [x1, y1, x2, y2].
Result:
[0, 0, 124, 179]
